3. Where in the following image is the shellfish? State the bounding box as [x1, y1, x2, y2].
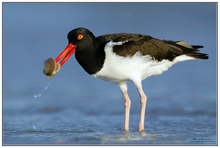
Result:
[43, 58, 60, 78]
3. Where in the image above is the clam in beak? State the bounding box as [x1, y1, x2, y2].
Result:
[43, 58, 61, 78]
[43, 43, 76, 78]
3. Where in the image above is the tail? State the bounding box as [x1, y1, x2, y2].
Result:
[176, 41, 209, 59]
[186, 45, 209, 59]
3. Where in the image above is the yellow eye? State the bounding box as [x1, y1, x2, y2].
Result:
[77, 34, 84, 40]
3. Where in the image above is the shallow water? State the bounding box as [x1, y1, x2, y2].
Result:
[3, 79, 216, 145]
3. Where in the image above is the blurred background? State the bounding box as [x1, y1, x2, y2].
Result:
[3, 2, 216, 145]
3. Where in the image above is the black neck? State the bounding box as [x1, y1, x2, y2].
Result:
[75, 44, 105, 75]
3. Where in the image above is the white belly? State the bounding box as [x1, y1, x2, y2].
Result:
[92, 41, 195, 83]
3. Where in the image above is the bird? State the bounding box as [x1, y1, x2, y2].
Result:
[53, 27, 208, 133]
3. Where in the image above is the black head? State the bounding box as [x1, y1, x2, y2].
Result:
[54, 28, 97, 68]
[67, 27, 96, 52]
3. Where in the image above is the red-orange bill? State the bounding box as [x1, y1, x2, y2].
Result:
[55, 43, 77, 66]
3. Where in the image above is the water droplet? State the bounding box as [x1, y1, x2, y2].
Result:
[38, 93, 41, 97]
[33, 125, 37, 130]
[44, 86, 48, 90]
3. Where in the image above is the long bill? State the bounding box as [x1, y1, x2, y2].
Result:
[55, 43, 77, 66]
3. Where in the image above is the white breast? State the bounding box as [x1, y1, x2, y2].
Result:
[93, 41, 195, 83]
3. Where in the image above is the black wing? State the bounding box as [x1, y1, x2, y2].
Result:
[97, 33, 208, 61]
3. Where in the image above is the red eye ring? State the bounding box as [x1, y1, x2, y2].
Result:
[77, 34, 84, 40]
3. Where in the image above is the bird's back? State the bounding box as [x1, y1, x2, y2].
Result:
[97, 33, 208, 61]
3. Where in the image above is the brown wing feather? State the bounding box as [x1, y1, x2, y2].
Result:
[97, 33, 208, 61]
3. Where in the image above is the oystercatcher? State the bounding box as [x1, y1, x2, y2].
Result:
[54, 27, 208, 132]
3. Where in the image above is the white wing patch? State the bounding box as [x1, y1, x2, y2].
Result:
[176, 40, 193, 48]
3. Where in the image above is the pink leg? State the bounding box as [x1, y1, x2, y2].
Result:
[135, 82, 147, 132]
[118, 82, 131, 132]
